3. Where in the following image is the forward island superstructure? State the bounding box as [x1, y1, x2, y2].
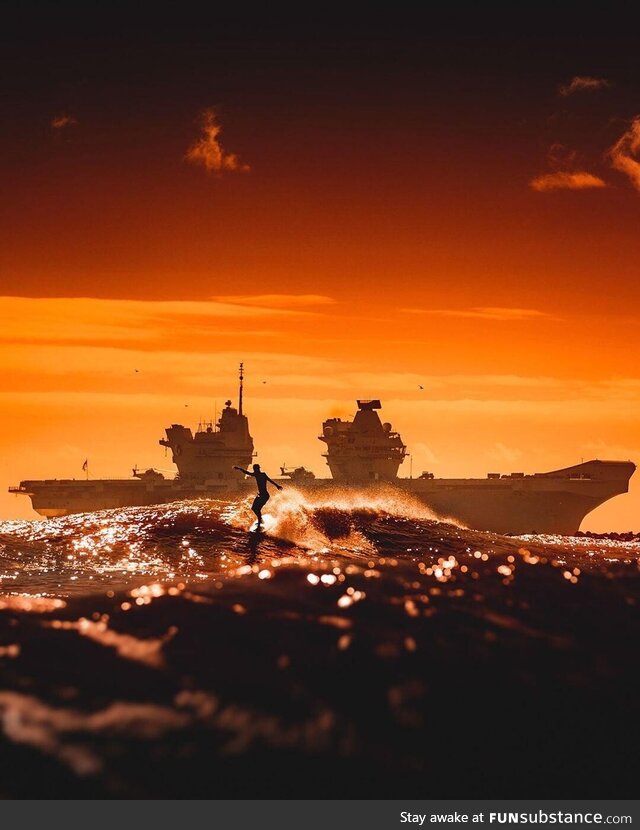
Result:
[160, 363, 254, 484]
[10, 365, 255, 517]
[9, 370, 636, 534]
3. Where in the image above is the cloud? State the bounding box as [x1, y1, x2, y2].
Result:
[0, 346, 586, 400]
[185, 108, 250, 174]
[411, 442, 439, 466]
[546, 143, 578, 170]
[213, 294, 335, 309]
[529, 171, 607, 191]
[531, 94, 612, 193]
[402, 307, 556, 322]
[50, 114, 77, 129]
[608, 116, 640, 191]
[558, 76, 610, 96]
[581, 439, 640, 462]
[0, 296, 325, 348]
[486, 442, 524, 465]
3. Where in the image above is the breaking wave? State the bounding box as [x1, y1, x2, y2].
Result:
[0, 487, 638, 597]
[0, 490, 639, 797]
[0, 487, 464, 595]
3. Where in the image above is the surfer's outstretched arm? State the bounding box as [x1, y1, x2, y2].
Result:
[266, 475, 283, 491]
[234, 466, 255, 477]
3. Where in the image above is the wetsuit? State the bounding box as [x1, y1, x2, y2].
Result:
[234, 466, 281, 524]
[251, 471, 270, 518]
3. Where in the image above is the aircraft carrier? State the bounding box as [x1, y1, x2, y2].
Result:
[9, 366, 636, 534]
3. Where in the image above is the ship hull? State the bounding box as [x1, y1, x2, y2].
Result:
[10, 479, 252, 519]
[9, 460, 635, 535]
[302, 460, 635, 534]
[402, 460, 636, 534]
[405, 484, 614, 535]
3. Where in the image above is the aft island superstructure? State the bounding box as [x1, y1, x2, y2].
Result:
[319, 400, 407, 482]
[315, 399, 635, 535]
[9, 369, 636, 534]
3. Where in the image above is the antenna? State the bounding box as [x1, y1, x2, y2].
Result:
[238, 362, 244, 416]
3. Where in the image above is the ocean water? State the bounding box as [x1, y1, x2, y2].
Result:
[0, 488, 639, 798]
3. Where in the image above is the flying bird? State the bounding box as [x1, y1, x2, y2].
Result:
[418, 385, 424, 390]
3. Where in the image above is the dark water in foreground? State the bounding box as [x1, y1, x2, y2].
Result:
[0, 488, 638, 798]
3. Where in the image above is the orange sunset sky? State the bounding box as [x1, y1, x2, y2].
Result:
[1, 7, 639, 529]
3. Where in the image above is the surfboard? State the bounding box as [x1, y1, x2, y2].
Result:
[249, 513, 277, 533]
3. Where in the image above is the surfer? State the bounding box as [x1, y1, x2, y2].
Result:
[234, 464, 283, 527]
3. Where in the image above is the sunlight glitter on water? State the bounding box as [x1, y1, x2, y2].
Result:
[0, 489, 638, 802]
[0, 491, 638, 601]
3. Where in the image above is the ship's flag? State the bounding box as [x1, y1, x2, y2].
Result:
[82, 459, 88, 472]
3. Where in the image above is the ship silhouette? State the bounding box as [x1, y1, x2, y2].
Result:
[10, 365, 636, 534]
